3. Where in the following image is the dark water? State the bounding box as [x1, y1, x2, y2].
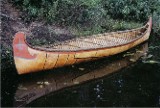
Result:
[1, 33, 160, 107]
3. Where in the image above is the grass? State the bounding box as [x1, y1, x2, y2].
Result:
[68, 18, 143, 36]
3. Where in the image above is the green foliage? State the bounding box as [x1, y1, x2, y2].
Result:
[102, 0, 160, 33]
[16, 0, 59, 22]
[153, 12, 160, 33]
[56, 0, 105, 26]
[11, 0, 105, 26]
[69, 17, 143, 36]
[11, 0, 160, 33]
[103, 0, 160, 21]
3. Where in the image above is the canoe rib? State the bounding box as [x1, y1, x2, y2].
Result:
[13, 17, 152, 74]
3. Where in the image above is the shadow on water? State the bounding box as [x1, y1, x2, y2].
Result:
[2, 33, 160, 107]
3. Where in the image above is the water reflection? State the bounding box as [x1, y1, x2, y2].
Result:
[14, 42, 148, 107]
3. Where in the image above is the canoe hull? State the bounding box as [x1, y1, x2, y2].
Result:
[13, 18, 152, 74]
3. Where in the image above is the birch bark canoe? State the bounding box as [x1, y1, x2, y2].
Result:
[13, 17, 152, 74]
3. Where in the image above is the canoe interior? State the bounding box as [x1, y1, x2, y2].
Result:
[27, 25, 149, 52]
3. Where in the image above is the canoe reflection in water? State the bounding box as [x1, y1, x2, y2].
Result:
[14, 42, 148, 107]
